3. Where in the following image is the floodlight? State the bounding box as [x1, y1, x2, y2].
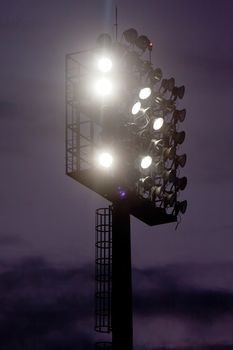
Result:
[141, 155, 152, 169]
[163, 146, 175, 160]
[160, 77, 176, 95]
[149, 139, 163, 154]
[167, 77, 175, 92]
[175, 200, 187, 215]
[153, 96, 175, 114]
[160, 79, 168, 92]
[98, 152, 113, 168]
[175, 176, 187, 191]
[151, 184, 163, 198]
[173, 131, 185, 145]
[134, 111, 150, 130]
[149, 68, 162, 84]
[97, 57, 112, 73]
[153, 117, 164, 131]
[139, 176, 153, 191]
[163, 192, 176, 206]
[154, 160, 164, 175]
[123, 28, 138, 44]
[163, 169, 176, 183]
[95, 78, 112, 96]
[173, 109, 186, 123]
[178, 86, 185, 99]
[175, 154, 187, 168]
[135, 35, 151, 51]
[139, 87, 151, 100]
[131, 101, 141, 115]
[172, 86, 185, 99]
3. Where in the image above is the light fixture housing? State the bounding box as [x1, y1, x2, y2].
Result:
[176, 154, 187, 168]
[135, 35, 151, 51]
[139, 176, 153, 191]
[175, 200, 187, 215]
[65, 27, 187, 225]
[173, 131, 186, 145]
[172, 86, 185, 99]
[175, 176, 187, 191]
[149, 68, 162, 84]
[123, 28, 138, 44]
[173, 109, 186, 123]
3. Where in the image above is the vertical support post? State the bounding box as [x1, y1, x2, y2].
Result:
[114, 6, 118, 41]
[112, 201, 133, 350]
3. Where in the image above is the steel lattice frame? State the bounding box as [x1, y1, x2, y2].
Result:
[65, 34, 187, 226]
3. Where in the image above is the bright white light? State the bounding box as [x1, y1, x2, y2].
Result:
[97, 57, 112, 73]
[139, 87, 151, 100]
[95, 78, 112, 96]
[141, 155, 152, 169]
[153, 117, 164, 130]
[98, 152, 113, 168]
[131, 101, 141, 115]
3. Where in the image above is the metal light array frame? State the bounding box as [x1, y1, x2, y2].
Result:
[65, 29, 187, 226]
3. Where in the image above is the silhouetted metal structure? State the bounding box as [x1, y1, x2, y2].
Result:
[95, 208, 112, 334]
[65, 26, 187, 350]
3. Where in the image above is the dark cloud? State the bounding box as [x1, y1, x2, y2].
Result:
[146, 345, 233, 350]
[0, 259, 232, 349]
[134, 285, 233, 322]
[133, 264, 233, 323]
[0, 257, 94, 350]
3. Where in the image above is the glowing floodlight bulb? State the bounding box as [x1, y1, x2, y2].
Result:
[97, 57, 112, 72]
[132, 101, 141, 115]
[153, 117, 164, 130]
[95, 78, 112, 96]
[98, 152, 113, 168]
[139, 87, 151, 100]
[141, 155, 152, 169]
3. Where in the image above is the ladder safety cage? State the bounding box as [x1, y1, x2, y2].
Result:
[95, 207, 112, 333]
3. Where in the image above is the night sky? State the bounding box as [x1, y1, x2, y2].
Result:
[1, 0, 233, 349]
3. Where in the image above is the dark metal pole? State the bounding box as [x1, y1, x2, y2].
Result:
[112, 201, 133, 350]
[114, 6, 118, 41]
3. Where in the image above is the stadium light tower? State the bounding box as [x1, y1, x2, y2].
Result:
[65, 25, 187, 350]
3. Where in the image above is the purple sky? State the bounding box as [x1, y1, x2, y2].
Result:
[0, 0, 233, 349]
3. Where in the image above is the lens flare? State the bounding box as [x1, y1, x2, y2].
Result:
[95, 78, 112, 96]
[98, 152, 113, 168]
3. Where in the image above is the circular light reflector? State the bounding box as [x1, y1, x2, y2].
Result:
[141, 155, 152, 169]
[95, 78, 112, 96]
[97, 57, 112, 72]
[131, 101, 141, 115]
[98, 152, 113, 168]
[153, 117, 164, 130]
[139, 87, 151, 99]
